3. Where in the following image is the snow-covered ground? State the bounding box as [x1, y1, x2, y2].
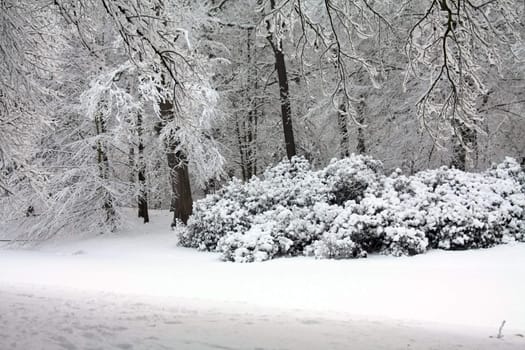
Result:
[2, 286, 524, 350]
[1, 210, 525, 349]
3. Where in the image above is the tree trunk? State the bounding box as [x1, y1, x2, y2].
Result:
[235, 28, 259, 181]
[167, 146, 193, 225]
[245, 27, 258, 178]
[451, 136, 467, 171]
[94, 112, 116, 230]
[128, 146, 135, 183]
[268, 0, 296, 160]
[450, 86, 485, 170]
[136, 113, 149, 223]
[451, 119, 476, 171]
[234, 112, 248, 181]
[273, 43, 296, 160]
[159, 98, 193, 226]
[338, 102, 350, 158]
[356, 98, 366, 155]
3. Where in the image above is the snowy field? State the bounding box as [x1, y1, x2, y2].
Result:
[1, 210, 525, 349]
[2, 287, 524, 350]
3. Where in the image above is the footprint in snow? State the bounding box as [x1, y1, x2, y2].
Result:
[164, 320, 183, 325]
[299, 319, 321, 325]
[51, 335, 77, 350]
[82, 331, 96, 339]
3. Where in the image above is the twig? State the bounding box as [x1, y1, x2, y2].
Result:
[497, 320, 506, 339]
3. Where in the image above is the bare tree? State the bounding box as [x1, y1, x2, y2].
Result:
[405, 0, 524, 170]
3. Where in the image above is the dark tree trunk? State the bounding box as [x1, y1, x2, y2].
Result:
[338, 102, 350, 158]
[167, 146, 193, 225]
[356, 99, 366, 155]
[356, 127, 366, 154]
[451, 119, 476, 171]
[94, 112, 116, 230]
[273, 44, 296, 159]
[451, 136, 467, 171]
[450, 90, 487, 171]
[136, 113, 149, 223]
[137, 153, 149, 223]
[268, 0, 296, 160]
[234, 112, 248, 181]
[245, 109, 257, 178]
[128, 146, 135, 183]
[159, 98, 193, 226]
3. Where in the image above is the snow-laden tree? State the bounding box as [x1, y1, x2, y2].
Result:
[252, 0, 395, 162]
[1, 0, 225, 239]
[48, 0, 225, 229]
[0, 1, 60, 202]
[404, 0, 525, 170]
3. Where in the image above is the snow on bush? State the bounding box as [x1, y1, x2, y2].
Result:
[308, 175, 430, 259]
[321, 154, 384, 205]
[218, 203, 341, 262]
[181, 157, 330, 252]
[178, 179, 252, 251]
[179, 155, 525, 262]
[416, 162, 525, 249]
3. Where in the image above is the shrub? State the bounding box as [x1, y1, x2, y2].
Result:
[182, 157, 329, 252]
[218, 203, 342, 262]
[487, 157, 525, 187]
[309, 187, 429, 259]
[179, 188, 251, 251]
[180, 154, 525, 262]
[321, 154, 384, 205]
[218, 221, 279, 263]
[415, 167, 525, 249]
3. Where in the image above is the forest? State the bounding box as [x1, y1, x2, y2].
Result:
[2, 1, 525, 349]
[1, 0, 524, 240]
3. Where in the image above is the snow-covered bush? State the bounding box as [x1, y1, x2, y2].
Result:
[305, 203, 368, 259]
[321, 154, 384, 205]
[307, 231, 367, 260]
[416, 166, 525, 249]
[180, 154, 525, 262]
[382, 227, 429, 256]
[179, 185, 252, 251]
[182, 157, 330, 252]
[308, 188, 429, 259]
[487, 157, 525, 187]
[218, 203, 342, 262]
[218, 221, 278, 263]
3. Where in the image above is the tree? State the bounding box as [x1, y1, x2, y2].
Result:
[55, 0, 225, 228]
[259, 0, 297, 159]
[1, 0, 225, 238]
[405, 0, 524, 170]
[0, 1, 58, 199]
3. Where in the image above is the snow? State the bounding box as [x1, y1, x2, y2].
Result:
[1, 209, 525, 349]
[2, 287, 523, 350]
